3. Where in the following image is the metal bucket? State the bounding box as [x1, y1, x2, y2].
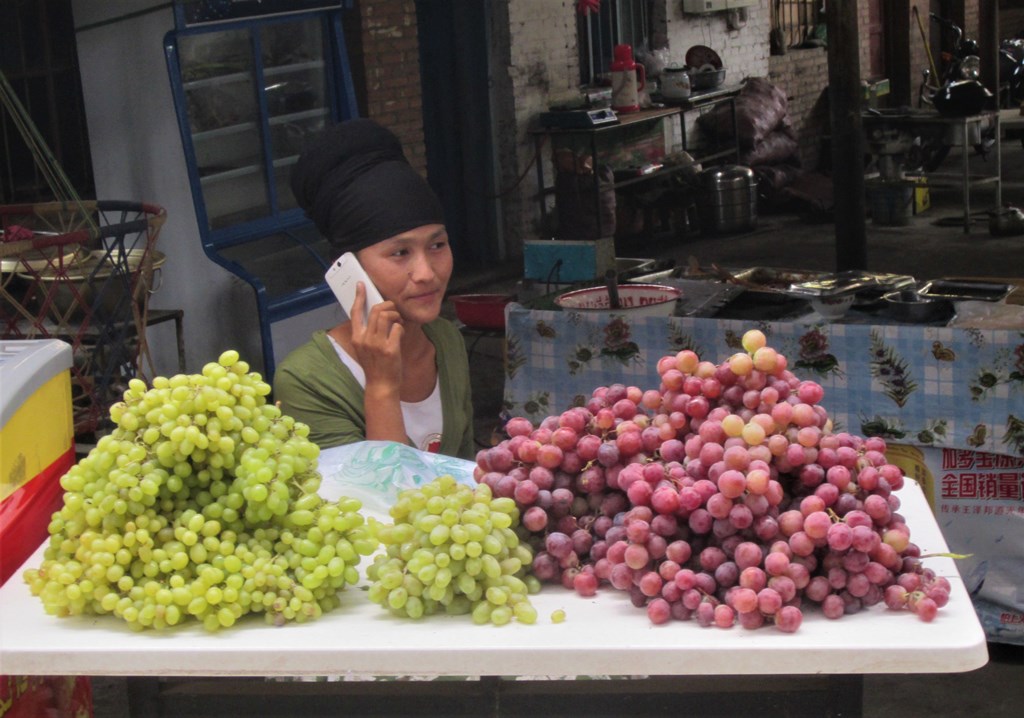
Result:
[867, 181, 914, 226]
[698, 165, 757, 234]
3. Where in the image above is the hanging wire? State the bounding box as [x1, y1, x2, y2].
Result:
[0, 69, 96, 233]
[640, 0, 648, 51]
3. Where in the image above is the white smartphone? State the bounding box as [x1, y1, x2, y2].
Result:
[325, 252, 385, 323]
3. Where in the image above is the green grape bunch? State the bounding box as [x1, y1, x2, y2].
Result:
[23, 350, 378, 632]
[366, 475, 540, 626]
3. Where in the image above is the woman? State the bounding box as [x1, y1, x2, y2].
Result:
[274, 119, 474, 458]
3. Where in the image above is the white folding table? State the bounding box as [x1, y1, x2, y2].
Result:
[0, 479, 988, 715]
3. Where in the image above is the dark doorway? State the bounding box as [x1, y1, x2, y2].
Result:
[414, 0, 499, 267]
[0, 0, 94, 203]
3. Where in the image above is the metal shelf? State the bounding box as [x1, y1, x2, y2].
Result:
[530, 93, 742, 240]
[862, 110, 1002, 233]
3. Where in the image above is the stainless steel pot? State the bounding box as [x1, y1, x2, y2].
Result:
[698, 165, 757, 234]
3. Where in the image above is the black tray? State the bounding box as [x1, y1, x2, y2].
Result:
[714, 290, 811, 321]
[918, 279, 1013, 303]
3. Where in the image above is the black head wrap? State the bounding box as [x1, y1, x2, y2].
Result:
[290, 119, 444, 253]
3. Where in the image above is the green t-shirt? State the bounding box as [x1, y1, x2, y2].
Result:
[273, 319, 475, 459]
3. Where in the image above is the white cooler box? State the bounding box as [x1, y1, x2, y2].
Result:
[0, 339, 74, 585]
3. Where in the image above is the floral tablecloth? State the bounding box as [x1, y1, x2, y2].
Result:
[502, 305, 1024, 457]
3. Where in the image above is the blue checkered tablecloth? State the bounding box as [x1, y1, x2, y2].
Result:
[502, 304, 1024, 457]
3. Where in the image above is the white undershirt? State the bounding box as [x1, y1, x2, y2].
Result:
[327, 334, 444, 452]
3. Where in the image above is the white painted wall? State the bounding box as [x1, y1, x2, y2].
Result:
[666, 2, 770, 81]
[72, 2, 339, 379]
[504, 0, 583, 239]
[664, 2, 771, 153]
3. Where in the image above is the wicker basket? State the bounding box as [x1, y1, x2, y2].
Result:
[0, 200, 167, 436]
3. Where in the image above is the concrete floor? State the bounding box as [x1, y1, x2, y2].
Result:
[459, 125, 1024, 292]
[86, 136, 1024, 716]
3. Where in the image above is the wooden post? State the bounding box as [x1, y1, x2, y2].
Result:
[978, 0, 999, 102]
[826, 0, 867, 271]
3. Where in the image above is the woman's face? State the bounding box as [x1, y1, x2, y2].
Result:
[356, 224, 453, 325]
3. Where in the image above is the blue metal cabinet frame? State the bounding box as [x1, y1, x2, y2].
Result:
[163, 4, 357, 380]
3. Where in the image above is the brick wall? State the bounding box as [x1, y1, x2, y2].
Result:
[767, 47, 829, 172]
[352, 0, 428, 174]
[1004, 6, 1024, 36]
[965, 3, 980, 42]
[766, 3, 870, 174]
[662, 3, 771, 154]
[504, 0, 581, 240]
[857, 0, 871, 82]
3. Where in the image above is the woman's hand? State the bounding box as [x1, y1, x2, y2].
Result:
[348, 282, 407, 441]
[350, 281, 404, 387]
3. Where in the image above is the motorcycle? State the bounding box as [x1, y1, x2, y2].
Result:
[999, 36, 1024, 109]
[999, 34, 1024, 150]
[912, 9, 995, 172]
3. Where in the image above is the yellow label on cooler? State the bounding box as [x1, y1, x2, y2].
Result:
[0, 370, 74, 501]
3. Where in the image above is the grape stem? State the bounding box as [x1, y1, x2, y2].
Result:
[918, 552, 973, 560]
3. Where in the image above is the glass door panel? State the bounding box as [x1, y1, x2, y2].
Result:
[179, 29, 270, 229]
[261, 18, 331, 213]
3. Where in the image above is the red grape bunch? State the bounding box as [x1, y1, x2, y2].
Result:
[474, 329, 949, 632]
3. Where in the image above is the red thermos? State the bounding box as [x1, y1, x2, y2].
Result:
[610, 44, 645, 113]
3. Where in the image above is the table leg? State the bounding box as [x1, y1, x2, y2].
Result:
[995, 114, 1002, 208]
[963, 117, 970, 234]
[144, 308, 186, 373]
[172, 310, 185, 373]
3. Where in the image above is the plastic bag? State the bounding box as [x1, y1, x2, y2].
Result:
[316, 441, 477, 517]
[949, 300, 1024, 329]
[698, 77, 789, 150]
[887, 444, 1024, 645]
[741, 126, 800, 166]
